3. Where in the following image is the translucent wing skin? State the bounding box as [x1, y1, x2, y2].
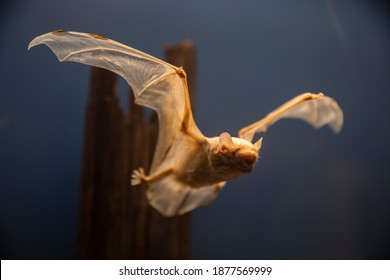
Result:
[28, 30, 203, 173]
[28, 30, 217, 217]
[238, 93, 343, 142]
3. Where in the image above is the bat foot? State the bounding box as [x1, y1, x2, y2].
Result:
[131, 168, 147, 186]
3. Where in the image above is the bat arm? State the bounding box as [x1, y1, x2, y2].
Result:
[28, 30, 178, 69]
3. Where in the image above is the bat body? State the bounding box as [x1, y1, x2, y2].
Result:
[29, 31, 343, 216]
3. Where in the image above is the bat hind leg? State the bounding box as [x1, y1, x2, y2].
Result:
[130, 167, 173, 186]
[131, 168, 148, 186]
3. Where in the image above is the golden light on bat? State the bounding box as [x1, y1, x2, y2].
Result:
[29, 31, 343, 216]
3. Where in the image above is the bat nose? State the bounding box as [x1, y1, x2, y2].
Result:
[238, 154, 257, 173]
[244, 157, 255, 166]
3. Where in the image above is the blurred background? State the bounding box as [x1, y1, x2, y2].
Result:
[1, 0, 389, 259]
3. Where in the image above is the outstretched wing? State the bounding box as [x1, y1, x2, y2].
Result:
[28, 30, 203, 172]
[238, 93, 343, 142]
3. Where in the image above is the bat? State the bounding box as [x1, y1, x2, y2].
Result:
[28, 30, 343, 216]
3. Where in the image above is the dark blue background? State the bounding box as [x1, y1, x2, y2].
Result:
[1, 0, 389, 259]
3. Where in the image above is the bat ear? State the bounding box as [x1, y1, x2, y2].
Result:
[218, 132, 234, 152]
[254, 137, 263, 151]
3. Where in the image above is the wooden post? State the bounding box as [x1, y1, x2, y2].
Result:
[77, 41, 196, 259]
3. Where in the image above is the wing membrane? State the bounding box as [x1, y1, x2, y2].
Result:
[238, 93, 343, 142]
[29, 30, 203, 172]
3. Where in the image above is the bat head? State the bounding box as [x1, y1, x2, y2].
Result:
[209, 132, 263, 178]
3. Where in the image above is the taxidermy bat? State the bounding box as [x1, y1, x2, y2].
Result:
[29, 30, 343, 216]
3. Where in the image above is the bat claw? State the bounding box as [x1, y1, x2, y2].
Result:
[131, 167, 147, 186]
